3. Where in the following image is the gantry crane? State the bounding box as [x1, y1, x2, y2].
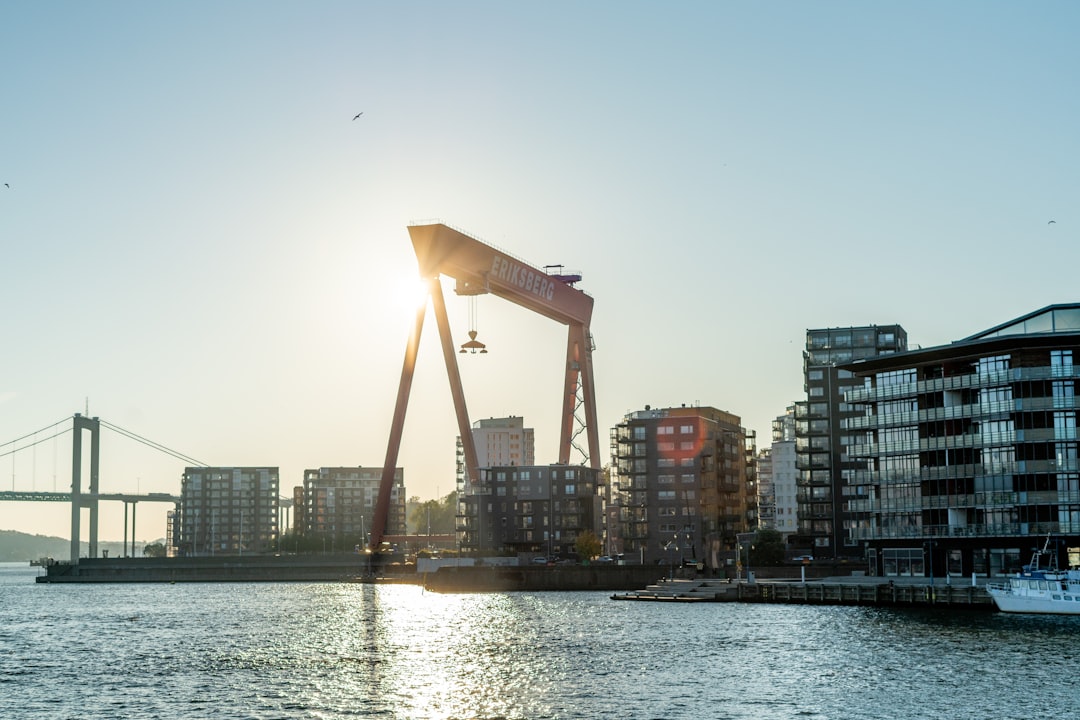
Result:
[368, 223, 599, 550]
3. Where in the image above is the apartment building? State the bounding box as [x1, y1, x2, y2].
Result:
[795, 324, 907, 558]
[175, 466, 279, 556]
[609, 405, 756, 568]
[842, 305, 1080, 577]
[456, 416, 535, 491]
[769, 407, 800, 538]
[300, 466, 406, 550]
[457, 464, 602, 557]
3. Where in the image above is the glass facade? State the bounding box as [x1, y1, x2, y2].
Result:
[841, 306, 1080, 577]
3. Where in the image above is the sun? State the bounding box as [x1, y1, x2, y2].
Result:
[392, 275, 432, 317]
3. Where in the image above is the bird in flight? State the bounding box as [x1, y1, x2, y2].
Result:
[1049, 220, 1057, 225]
[352, 112, 364, 120]
[3, 183, 8, 188]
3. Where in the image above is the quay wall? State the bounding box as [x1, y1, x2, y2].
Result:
[422, 564, 666, 592]
[35, 554, 383, 583]
[740, 580, 995, 608]
[34, 556, 667, 589]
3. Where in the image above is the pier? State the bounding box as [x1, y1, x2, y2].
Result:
[612, 576, 996, 609]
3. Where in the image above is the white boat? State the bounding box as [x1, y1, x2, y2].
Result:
[987, 536, 1080, 615]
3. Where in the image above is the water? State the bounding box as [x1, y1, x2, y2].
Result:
[1, 562, 1076, 720]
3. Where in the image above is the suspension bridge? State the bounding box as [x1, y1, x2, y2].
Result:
[0, 413, 203, 563]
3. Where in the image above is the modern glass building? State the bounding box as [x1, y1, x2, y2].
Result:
[842, 305, 1080, 577]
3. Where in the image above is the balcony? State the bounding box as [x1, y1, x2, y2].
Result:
[853, 521, 1076, 541]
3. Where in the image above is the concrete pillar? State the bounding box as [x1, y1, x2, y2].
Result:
[70, 417, 82, 564]
[88, 417, 100, 559]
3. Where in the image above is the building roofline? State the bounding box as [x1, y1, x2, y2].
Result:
[842, 330, 1080, 373]
[961, 303, 1080, 341]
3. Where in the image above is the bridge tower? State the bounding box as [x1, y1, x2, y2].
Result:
[70, 414, 101, 563]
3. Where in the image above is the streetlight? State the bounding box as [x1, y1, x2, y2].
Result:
[665, 536, 677, 581]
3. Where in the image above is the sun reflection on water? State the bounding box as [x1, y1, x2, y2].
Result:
[316, 586, 563, 720]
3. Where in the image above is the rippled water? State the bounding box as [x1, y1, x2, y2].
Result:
[1, 562, 1076, 719]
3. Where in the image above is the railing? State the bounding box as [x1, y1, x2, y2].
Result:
[851, 522, 1071, 541]
[848, 366, 1080, 405]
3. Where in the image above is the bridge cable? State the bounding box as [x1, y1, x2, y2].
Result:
[0, 416, 72, 450]
[98, 420, 209, 467]
[0, 428, 71, 460]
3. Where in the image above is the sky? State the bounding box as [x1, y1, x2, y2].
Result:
[2, 1, 1078, 544]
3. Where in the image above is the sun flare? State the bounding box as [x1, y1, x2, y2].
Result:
[392, 276, 431, 317]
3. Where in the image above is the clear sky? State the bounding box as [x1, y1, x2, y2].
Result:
[2, 2, 1077, 544]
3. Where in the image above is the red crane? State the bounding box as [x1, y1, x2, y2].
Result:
[368, 223, 600, 550]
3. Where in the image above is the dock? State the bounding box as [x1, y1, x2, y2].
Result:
[613, 577, 995, 609]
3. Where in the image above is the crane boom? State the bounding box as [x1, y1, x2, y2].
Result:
[409, 223, 594, 326]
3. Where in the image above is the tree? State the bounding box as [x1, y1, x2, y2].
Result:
[747, 528, 786, 566]
[407, 491, 458, 535]
[575, 530, 602, 563]
[143, 542, 167, 558]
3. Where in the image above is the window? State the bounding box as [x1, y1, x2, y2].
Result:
[658, 474, 675, 484]
[978, 355, 1010, 376]
[982, 446, 1015, 471]
[1052, 350, 1074, 376]
[564, 484, 576, 495]
[658, 490, 676, 500]
[876, 368, 916, 387]
[680, 425, 694, 434]
[657, 426, 674, 435]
